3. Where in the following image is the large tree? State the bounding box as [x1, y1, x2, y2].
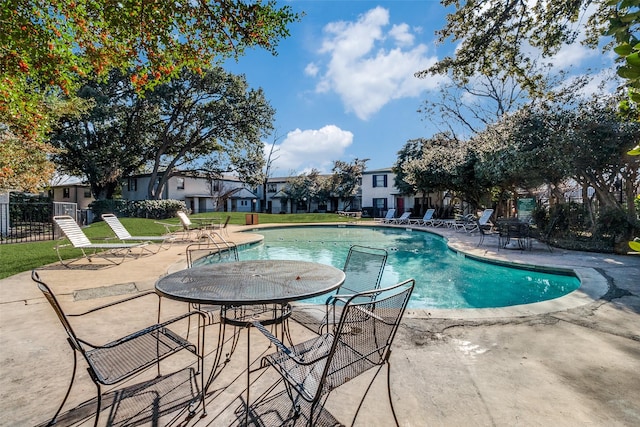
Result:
[52, 67, 274, 200]
[1, 0, 299, 191]
[418, 1, 611, 97]
[51, 70, 157, 199]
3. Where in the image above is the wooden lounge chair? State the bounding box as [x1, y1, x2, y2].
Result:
[101, 213, 174, 252]
[53, 215, 147, 266]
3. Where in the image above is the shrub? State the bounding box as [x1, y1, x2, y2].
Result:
[90, 199, 186, 220]
[594, 206, 635, 242]
[121, 199, 187, 219]
[89, 199, 128, 219]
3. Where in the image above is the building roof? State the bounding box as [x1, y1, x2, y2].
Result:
[227, 187, 258, 199]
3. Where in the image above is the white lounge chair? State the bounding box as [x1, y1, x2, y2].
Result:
[464, 209, 495, 233]
[390, 212, 411, 224]
[156, 211, 218, 240]
[102, 213, 174, 252]
[409, 209, 435, 226]
[374, 208, 396, 223]
[53, 215, 147, 266]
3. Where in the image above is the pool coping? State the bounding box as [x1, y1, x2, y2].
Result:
[237, 222, 611, 319]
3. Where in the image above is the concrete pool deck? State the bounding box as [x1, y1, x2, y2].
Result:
[0, 222, 638, 426]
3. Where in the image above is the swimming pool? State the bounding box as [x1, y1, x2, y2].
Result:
[238, 225, 580, 309]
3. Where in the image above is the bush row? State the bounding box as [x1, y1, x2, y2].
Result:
[89, 199, 187, 220]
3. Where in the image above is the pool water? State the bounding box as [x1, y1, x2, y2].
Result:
[238, 225, 580, 309]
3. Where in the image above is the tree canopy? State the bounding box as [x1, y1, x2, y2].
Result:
[0, 0, 299, 191]
[418, 0, 610, 97]
[51, 67, 274, 200]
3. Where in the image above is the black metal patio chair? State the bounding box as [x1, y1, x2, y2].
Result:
[253, 279, 415, 427]
[31, 270, 205, 427]
[289, 245, 388, 335]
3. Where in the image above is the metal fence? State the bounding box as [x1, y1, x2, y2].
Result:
[0, 202, 77, 244]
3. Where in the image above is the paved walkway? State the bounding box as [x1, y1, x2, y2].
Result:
[0, 223, 638, 426]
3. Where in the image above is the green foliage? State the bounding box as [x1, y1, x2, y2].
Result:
[52, 67, 273, 200]
[88, 199, 128, 219]
[90, 199, 186, 219]
[1, 0, 299, 191]
[594, 206, 636, 240]
[121, 200, 187, 219]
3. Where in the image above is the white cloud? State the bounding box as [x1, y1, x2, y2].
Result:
[304, 62, 319, 77]
[269, 125, 354, 174]
[310, 6, 443, 120]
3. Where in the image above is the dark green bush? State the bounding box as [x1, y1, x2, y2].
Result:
[89, 199, 186, 220]
[594, 206, 635, 242]
[121, 199, 186, 219]
[88, 199, 128, 219]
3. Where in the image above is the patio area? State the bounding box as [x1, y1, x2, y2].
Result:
[1, 222, 639, 426]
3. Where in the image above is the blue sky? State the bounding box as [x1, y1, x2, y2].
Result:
[223, 1, 616, 176]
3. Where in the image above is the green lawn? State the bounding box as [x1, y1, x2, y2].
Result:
[0, 213, 371, 279]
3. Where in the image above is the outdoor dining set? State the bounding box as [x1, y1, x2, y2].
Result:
[32, 213, 416, 426]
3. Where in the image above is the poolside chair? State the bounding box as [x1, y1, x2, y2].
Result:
[31, 271, 205, 427]
[156, 211, 217, 241]
[390, 212, 411, 224]
[253, 279, 415, 427]
[409, 208, 435, 226]
[464, 209, 494, 233]
[101, 213, 174, 252]
[209, 215, 231, 237]
[290, 245, 388, 334]
[53, 215, 147, 266]
[476, 219, 499, 247]
[374, 208, 396, 223]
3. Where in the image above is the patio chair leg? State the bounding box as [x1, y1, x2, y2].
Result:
[93, 382, 102, 427]
[348, 363, 387, 427]
[48, 345, 78, 426]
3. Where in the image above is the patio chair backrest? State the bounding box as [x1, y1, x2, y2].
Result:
[320, 279, 415, 395]
[32, 271, 84, 354]
[53, 215, 92, 248]
[338, 245, 388, 298]
[101, 214, 132, 240]
[384, 208, 396, 219]
[423, 209, 435, 220]
[177, 211, 192, 229]
[478, 209, 494, 225]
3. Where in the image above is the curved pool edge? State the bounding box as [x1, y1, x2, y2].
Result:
[234, 222, 611, 320]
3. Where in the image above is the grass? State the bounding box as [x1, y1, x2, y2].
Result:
[0, 213, 371, 279]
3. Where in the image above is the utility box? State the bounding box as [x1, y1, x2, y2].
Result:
[245, 213, 259, 225]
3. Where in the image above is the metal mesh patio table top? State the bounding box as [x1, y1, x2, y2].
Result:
[155, 260, 345, 306]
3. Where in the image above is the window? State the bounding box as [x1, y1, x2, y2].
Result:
[127, 178, 137, 192]
[211, 180, 220, 192]
[176, 177, 185, 190]
[84, 189, 91, 198]
[373, 198, 387, 210]
[62, 188, 70, 198]
[267, 183, 277, 193]
[240, 200, 248, 206]
[373, 174, 387, 188]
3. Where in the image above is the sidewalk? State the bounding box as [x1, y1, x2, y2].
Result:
[0, 223, 638, 426]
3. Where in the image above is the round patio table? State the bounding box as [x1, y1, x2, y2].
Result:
[155, 260, 345, 306]
[155, 259, 345, 420]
